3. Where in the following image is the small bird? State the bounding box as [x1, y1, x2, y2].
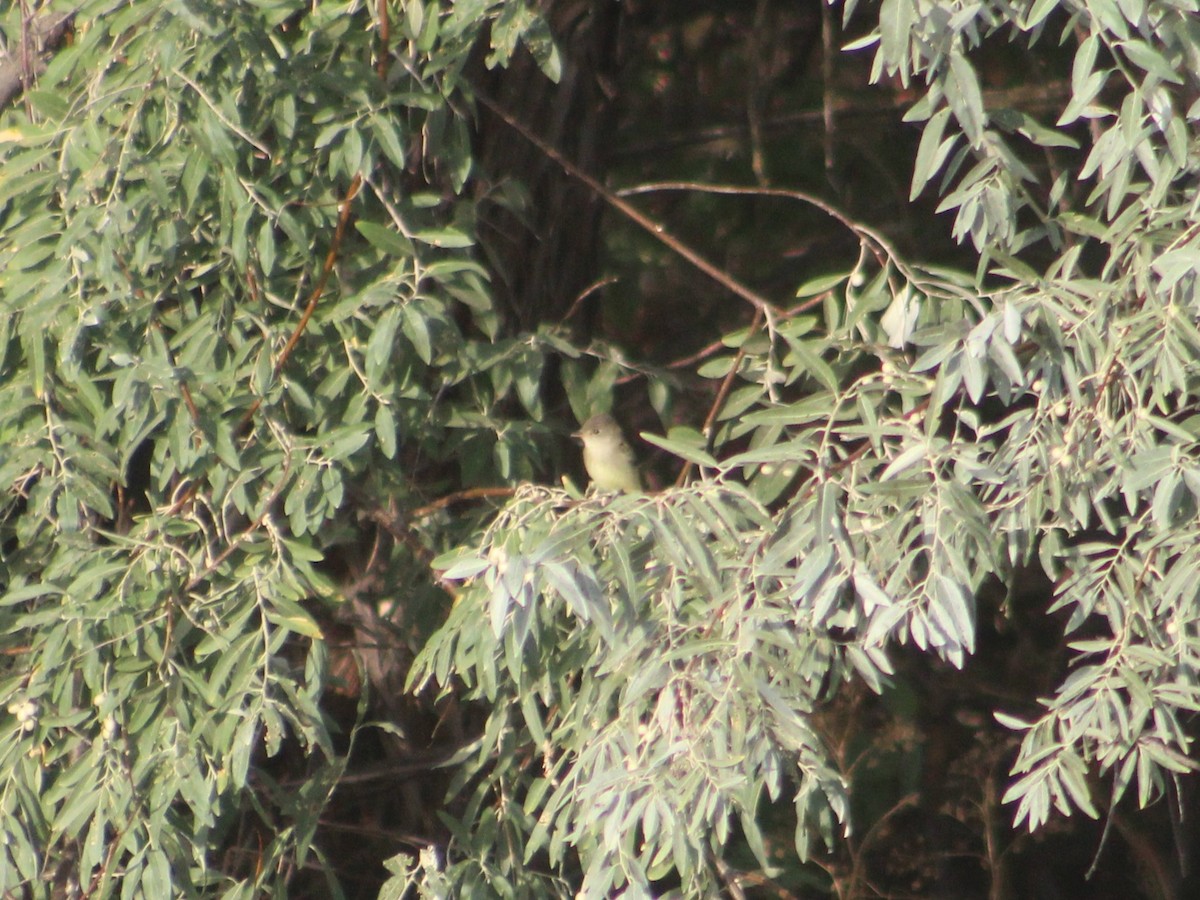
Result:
[575, 413, 642, 493]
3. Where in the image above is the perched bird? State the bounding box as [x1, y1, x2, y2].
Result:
[575, 413, 642, 493]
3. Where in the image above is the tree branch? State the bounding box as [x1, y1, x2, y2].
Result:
[0, 10, 74, 111]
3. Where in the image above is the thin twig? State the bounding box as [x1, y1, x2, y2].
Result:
[184, 461, 293, 593]
[113, 253, 203, 427]
[237, 174, 363, 434]
[474, 92, 780, 320]
[410, 487, 516, 518]
[846, 792, 921, 898]
[563, 276, 619, 323]
[173, 68, 273, 158]
[676, 307, 764, 487]
[618, 180, 892, 272]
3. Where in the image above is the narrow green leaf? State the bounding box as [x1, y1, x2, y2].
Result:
[641, 429, 717, 468]
[356, 221, 414, 257]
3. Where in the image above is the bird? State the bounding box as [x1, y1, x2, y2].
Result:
[574, 413, 642, 493]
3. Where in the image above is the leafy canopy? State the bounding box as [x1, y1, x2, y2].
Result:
[1, 0, 1199, 897]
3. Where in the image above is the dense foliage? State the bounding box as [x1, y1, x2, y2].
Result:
[0, 0, 557, 895]
[2, 0, 1200, 897]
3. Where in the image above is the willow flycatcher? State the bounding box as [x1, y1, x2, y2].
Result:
[575, 413, 642, 493]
